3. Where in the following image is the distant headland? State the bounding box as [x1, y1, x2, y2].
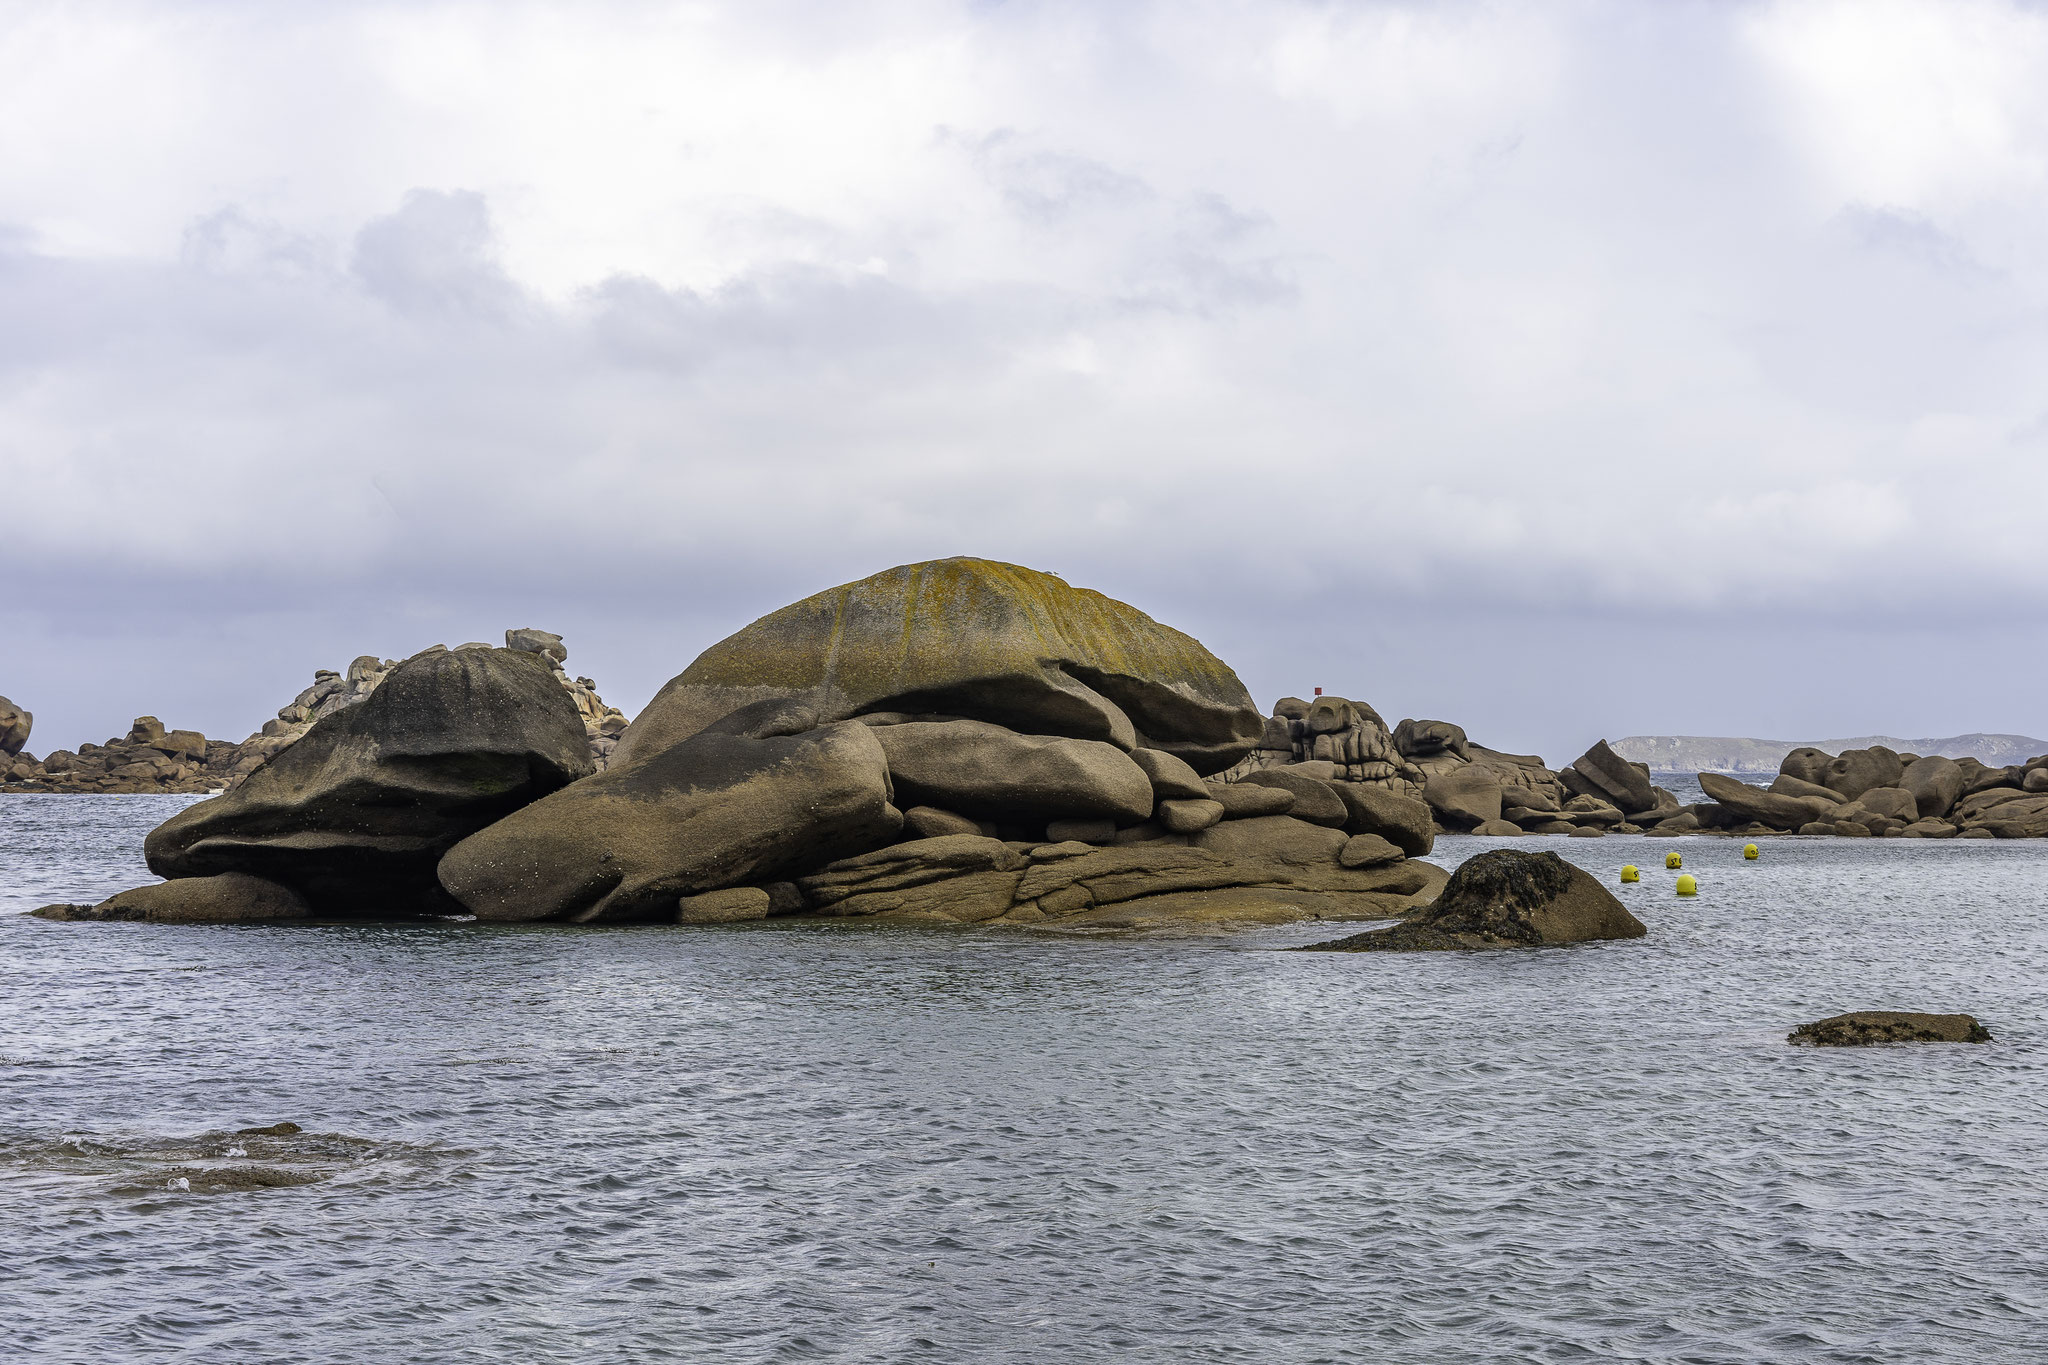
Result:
[1613, 734, 2048, 775]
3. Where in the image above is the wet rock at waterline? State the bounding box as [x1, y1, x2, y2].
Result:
[33, 873, 311, 924]
[143, 648, 593, 914]
[1788, 1012, 1992, 1046]
[1300, 849, 1646, 952]
[613, 557, 1264, 775]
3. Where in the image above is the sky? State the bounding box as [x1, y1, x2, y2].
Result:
[5, 0, 2048, 765]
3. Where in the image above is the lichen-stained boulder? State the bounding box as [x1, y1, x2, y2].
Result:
[145, 648, 593, 914]
[871, 720, 1155, 827]
[1301, 849, 1645, 952]
[611, 558, 1263, 775]
[439, 718, 901, 923]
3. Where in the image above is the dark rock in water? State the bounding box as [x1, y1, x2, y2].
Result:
[1788, 1012, 1991, 1045]
[144, 648, 592, 915]
[437, 717, 901, 923]
[1301, 849, 1646, 952]
[676, 887, 773, 924]
[34, 873, 310, 924]
[610, 557, 1263, 775]
[872, 719, 1154, 826]
[0, 694, 33, 756]
[236, 1122, 304, 1137]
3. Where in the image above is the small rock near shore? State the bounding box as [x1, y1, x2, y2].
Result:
[1788, 1011, 1992, 1046]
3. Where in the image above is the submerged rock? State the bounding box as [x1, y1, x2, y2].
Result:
[1300, 849, 1646, 952]
[1788, 1012, 1992, 1046]
[611, 557, 1263, 775]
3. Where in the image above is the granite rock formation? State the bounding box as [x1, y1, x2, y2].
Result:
[1297, 849, 1646, 951]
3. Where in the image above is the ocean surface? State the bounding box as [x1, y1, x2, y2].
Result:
[3, 793, 2045, 1364]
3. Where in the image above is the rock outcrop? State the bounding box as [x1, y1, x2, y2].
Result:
[142, 647, 593, 914]
[33, 873, 311, 924]
[613, 558, 1263, 775]
[1788, 1012, 1992, 1045]
[0, 695, 29, 756]
[1298, 849, 1646, 951]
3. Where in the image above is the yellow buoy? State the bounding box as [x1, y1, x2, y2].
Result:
[1744, 843, 1760, 860]
[1665, 852, 1682, 869]
[1676, 873, 1698, 896]
[1620, 865, 1639, 883]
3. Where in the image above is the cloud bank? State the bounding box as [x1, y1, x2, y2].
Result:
[5, 0, 2048, 759]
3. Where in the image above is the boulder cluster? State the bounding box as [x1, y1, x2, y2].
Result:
[40, 559, 1451, 930]
[0, 630, 626, 795]
[1686, 745, 2048, 838]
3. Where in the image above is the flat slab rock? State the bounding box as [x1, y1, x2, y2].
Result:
[1788, 1012, 1992, 1046]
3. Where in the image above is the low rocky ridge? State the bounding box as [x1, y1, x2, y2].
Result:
[0, 629, 626, 795]
[1297, 849, 1646, 951]
[1788, 1012, 1992, 1045]
[43, 558, 1452, 931]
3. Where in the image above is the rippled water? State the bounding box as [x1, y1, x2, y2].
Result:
[4, 795, 2046, 1363]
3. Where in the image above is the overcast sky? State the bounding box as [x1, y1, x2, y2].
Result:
[5, 0, 2048, 763]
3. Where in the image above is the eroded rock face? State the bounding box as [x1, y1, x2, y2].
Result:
[0, 696, 31, 756]
[1788, 1012, 1991, 1045]
[870, 720, 1154, 828]
[1697, 772, 1837, 831]
[612, 558, 1263, 775]
[1301, 849, 1646, 951]
[145, 648, 593, 915]
[438, 715, 901, 923]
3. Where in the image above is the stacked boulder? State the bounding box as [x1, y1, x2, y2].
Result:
[1670, 744, 2048, 838]
[52, 559, 1449, 929]
[0, 629, 628, 796]
[1, 695, 30, 758]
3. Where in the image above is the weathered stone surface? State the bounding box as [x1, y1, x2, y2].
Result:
[1501, 785, 1562, 816]
[677, 887, 773, 924]
[1568, 740, 1657, 814]
[1902, 819, 1959, 838]
[505, 627, 568, 662]
[1788, 1012, 1991, 1045]
[1833, 820, 1873, 837]
[1129, 747, 1210, 801]
[2026, 768, 2048, 794]
[146, 648, 593, 914]
[1698, 772, 1837, 830]
[1157, 798, 1226, 834]
[1392, 718, 1468, 760]
[0, 695, 29, 756]
[1046, 817, 1118, 844]
[873, 720, 1154, 826]
[32, 872, 310, 924]
[1845, 786, 1919, 824]
[1900, 755, 1965, 819]
[1300, 849, 1645, 951]
[1327, 783, 1435, 857]
[1779, 747, 1833, 784]
[1192, 815, 1347, 866]
[1423, 764, 1503, 828]
[1203, 780, 1296, 820]
[1338, 833, 1403, 868]
[1472, 819, 1523, 836]
[439, 714, 901, 923]
[1962, 794, 2048, 838]
[1234, 768, 1348, 827]
[1822, 747, 1905, 800]
[901, 806, 989, 840]
[1963, 763, 2023, 796]
[614, 558, 1263, 775]
[1768, 774, 1844, 804]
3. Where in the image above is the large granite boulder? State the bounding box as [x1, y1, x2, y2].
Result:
[1301, 849, 1646, 952]
[869, 719, 1154, 828]
[1392, 718, 1468, 760]
[1329, 782, 1435, 856]
[1422, 764, 1502, 828]
[144, 648, 593, 914]
[438, 713, 901, 922]
[1697, 772, 1838, 830]
[612, 558, 1262, 775]
[1822, 746, 1905, 800]
[1779, 747, 1833, 785]
[1789, 1012, 1991, 1045]
[1901, 755, 1965, 820]
[1563, 740, 1657, 815]
[0, 695, 29, 756]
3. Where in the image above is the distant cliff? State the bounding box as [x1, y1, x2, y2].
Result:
[1612, 733, 2048, 774]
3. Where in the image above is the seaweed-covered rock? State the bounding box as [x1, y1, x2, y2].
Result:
[1301, 849, 1645, 951]
[144, 648, 592, 914]
[612, 558, 1262, 775]
[1788, 1012, 1991, 1045]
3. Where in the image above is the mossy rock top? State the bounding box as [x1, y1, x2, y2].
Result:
[615, 558, 1262, 773]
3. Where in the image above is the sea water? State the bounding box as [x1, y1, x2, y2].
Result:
[3, 794, 2045, 1363]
